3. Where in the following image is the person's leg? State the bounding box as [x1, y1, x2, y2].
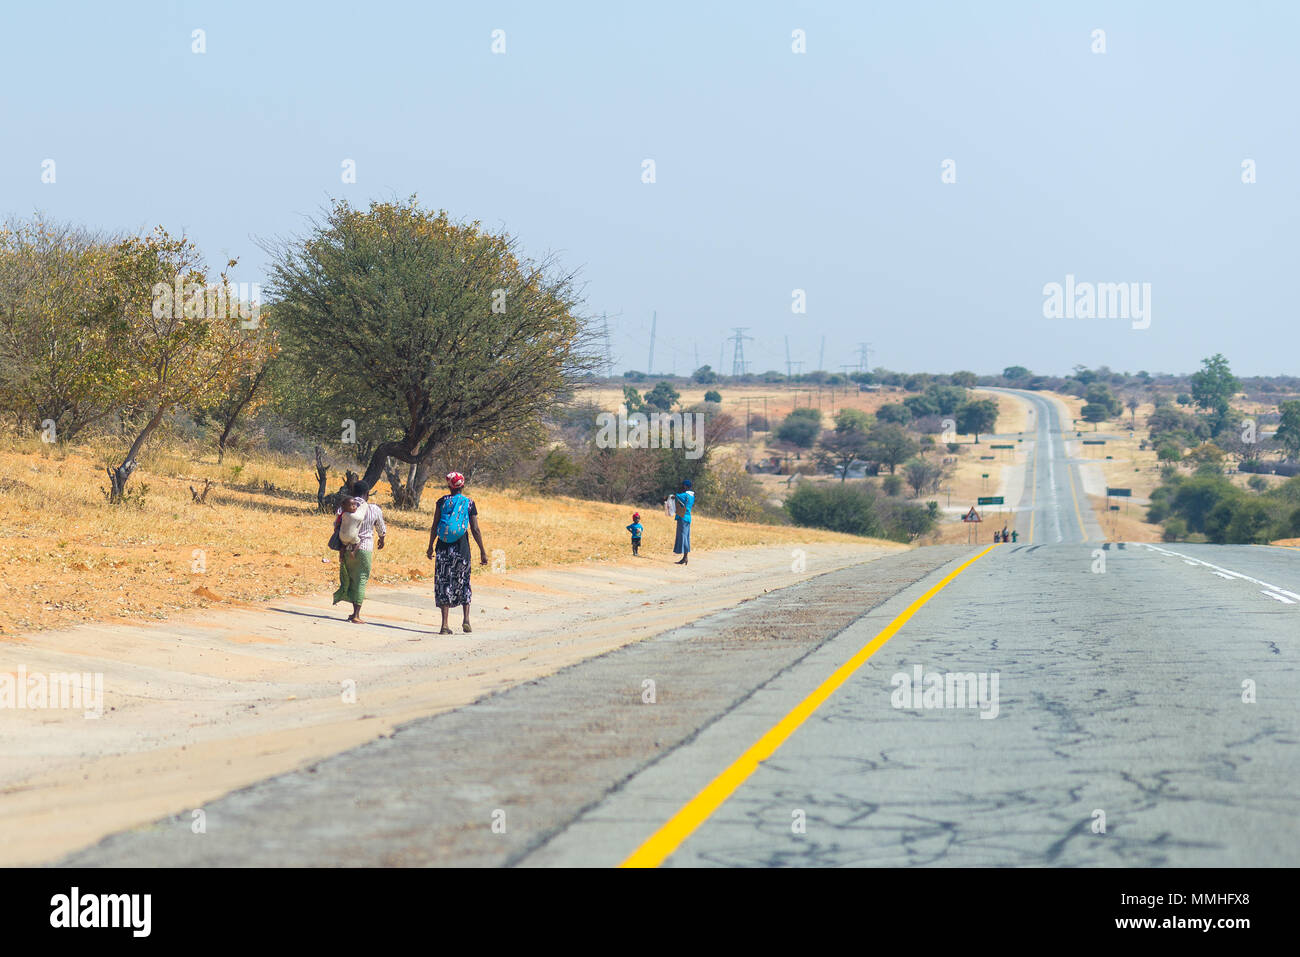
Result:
[349, 549, 373, 623]
[460, 559, 473, 632]
[333, 552, 350, 606]
[439, 605, 451, 633]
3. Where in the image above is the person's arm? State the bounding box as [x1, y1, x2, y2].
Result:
[427, 499, 442, 559]
[470, 512, 487, 564]
[374, 505, 386, 549]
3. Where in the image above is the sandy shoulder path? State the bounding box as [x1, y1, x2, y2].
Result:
[0, 540, 899, 865]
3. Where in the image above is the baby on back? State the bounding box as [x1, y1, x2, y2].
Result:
[338, 496, 367, 547]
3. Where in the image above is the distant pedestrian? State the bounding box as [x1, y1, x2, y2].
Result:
[993, 530, 1001, 543]
[1011, 529, 1018, 543]
[1001, 524, 1009, 542]
[332, 481, 386, 624]
[626, 512, 643, 556]
[427, 471, 488, 634]
[673, 479, 695, 565]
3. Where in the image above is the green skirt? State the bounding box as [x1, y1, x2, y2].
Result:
[333, 548, 374, 606]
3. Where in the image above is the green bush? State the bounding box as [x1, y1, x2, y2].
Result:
[785, 481, 933, 541]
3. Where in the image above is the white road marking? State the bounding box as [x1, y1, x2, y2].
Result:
[1142, 544, 1299, 606]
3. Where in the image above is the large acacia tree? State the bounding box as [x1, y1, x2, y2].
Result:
[266, 198, 594, 508]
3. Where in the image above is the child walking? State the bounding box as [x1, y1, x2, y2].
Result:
[626, 512, 643, 556]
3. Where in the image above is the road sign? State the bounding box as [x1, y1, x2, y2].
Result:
[962, 507, 981, 523]
[990, 444, 1014, 449]
[1107, 488, 1132, 497]
[978, 496, 1004, 506]
[1109, 505, 1120, 511]
[1082, 440, 1106, 445]
[979, 455, 995, 460]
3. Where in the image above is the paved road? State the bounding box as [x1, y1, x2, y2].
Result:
[53, 390, 1299, 868]
[525, 541, 1299, 867]
[984, 387, 1105, 544]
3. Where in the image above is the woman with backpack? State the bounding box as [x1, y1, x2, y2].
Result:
[426, 471, 488, 634]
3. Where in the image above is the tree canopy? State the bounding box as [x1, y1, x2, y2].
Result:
[266, 198, 594, 506]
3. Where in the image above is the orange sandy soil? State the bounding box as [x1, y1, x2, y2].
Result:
[0, 440, 876, 637]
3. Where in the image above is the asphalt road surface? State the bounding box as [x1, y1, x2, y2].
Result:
[58, 397, 1298, 868]
[984, 387, 1106, 544]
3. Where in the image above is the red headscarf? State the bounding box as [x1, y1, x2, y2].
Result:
[446, 471, 466, 490]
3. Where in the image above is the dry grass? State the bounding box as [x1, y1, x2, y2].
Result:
[0, 436, 877, 635]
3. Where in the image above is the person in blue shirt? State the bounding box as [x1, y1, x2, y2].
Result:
[673, 478, 695, 565]
[626, 511, 643, 556]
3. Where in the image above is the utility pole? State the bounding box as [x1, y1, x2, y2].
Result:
[729, 327, 753, 378]
[818, 336, 826, 373]
[647, 311, 656, 375]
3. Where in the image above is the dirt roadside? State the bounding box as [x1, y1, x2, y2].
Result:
[56, 546, 972, 867]
[1, 540, 900, 866]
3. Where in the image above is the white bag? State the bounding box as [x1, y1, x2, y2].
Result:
[664, 495, 676, 518]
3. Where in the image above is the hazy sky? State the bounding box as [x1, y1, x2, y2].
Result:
[3, 1, 1296, 377]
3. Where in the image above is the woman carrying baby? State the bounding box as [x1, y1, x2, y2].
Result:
[332, 481, 386, 623]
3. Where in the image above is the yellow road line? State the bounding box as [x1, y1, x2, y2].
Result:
[619, 544, 998, 868]
[1064, 442, 1088, 542]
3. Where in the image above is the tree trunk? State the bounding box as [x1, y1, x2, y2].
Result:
[383, 457, 412, 508]
[408, 460, 434, 509]
[107, 407, 167, 503]
[314, 446, 329, 512]
[384, 457, 436, 509]
[361, 441, 413, 495]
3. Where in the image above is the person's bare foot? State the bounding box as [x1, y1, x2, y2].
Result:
[438, 626, 453, 635]
[349, 615, 366, 624]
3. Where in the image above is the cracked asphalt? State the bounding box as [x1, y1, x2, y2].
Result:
[527, 541, 1300, 866]
[61, 539, 1298, 867]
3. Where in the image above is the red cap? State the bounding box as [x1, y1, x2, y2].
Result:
[446, 471, 466, 489]
[632, 512, 640, 520]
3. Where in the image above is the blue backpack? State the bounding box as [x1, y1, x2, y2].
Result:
[437, 493, 471, 543]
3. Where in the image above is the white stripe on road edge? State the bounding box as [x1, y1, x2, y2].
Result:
[1262, 591, 1296, 604]
[1142, 544, 1300, 604]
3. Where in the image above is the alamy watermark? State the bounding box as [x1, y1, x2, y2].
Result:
[890, 665, 999, 719]
[1042, 274, 1150, 330]
[1, 666, 103, 718]
[152, 277, 261, 328]
[595, 411, 705, 460]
